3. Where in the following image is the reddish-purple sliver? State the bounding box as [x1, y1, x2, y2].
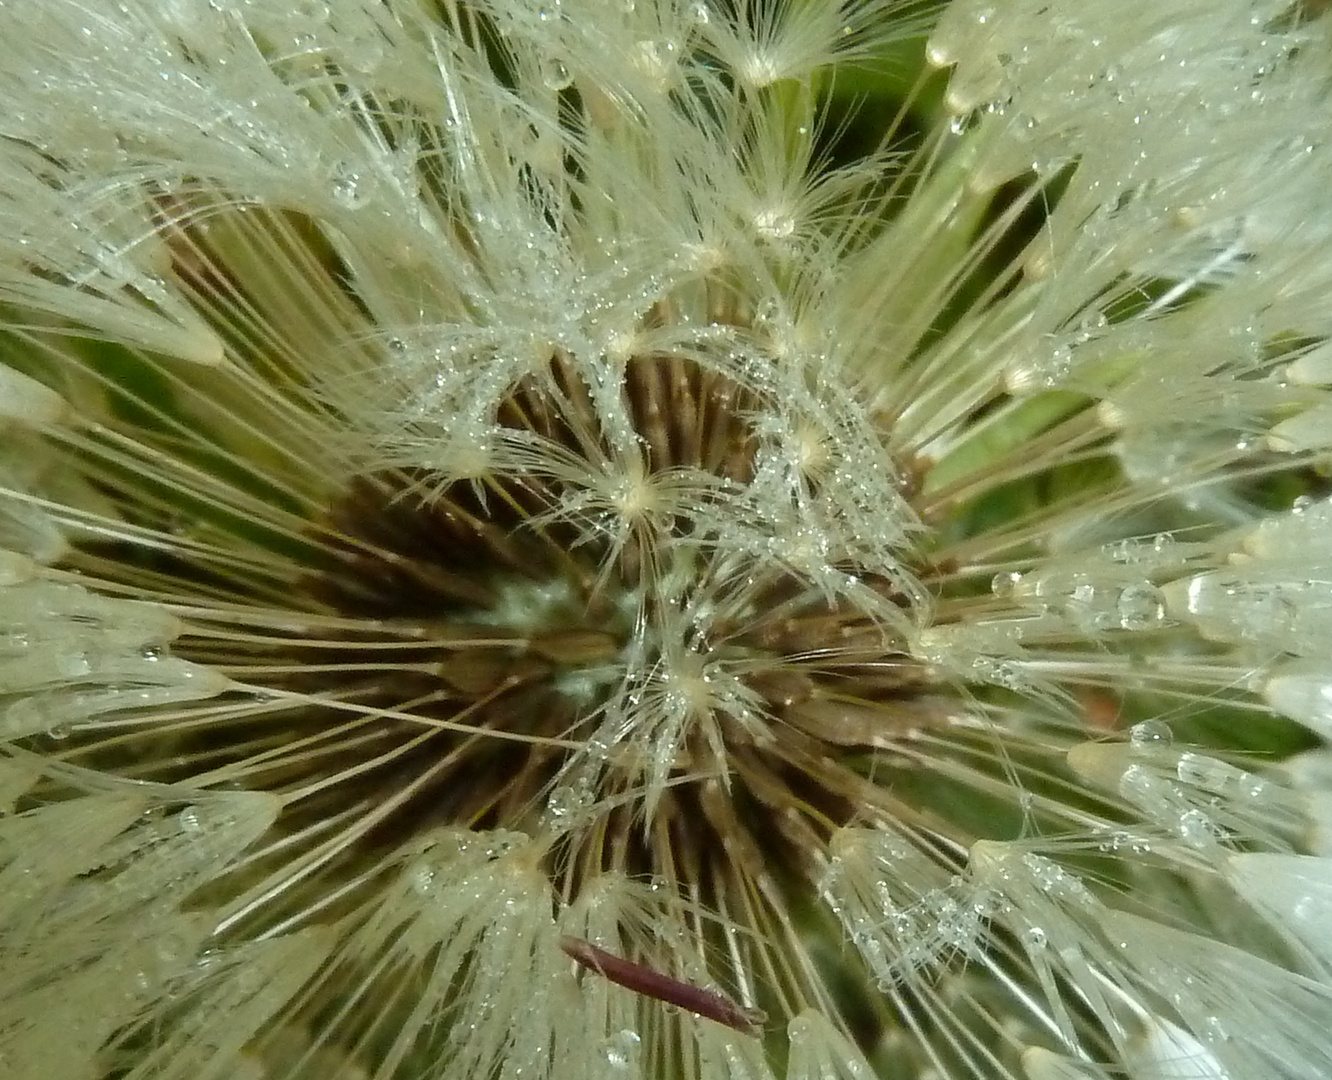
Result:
[559, 936, 766, 1035]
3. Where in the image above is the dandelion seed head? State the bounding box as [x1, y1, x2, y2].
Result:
[3, 0, 1332, 1078]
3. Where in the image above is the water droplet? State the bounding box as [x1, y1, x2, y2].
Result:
[546, 784, 587, 820]
[330, 164, 368, 209]
[1075, 310, 1108, 339]
[1293, 494, 1315, 513]
[541, 58, 572, 90]
[1176, 752, 1222, 789]
[753, 206, 796, 241]
[1176, 753, 1267, 801]
[690, 2, 710, 23]
[991, 570, 1022, 598]
[407, 859, 436, 895]
[1024, 925, 1048, 949]
[601, 1028, 641, 1069]
[481, 834, 518, 858]
[752, 296, 781, 326]
[1177, 808, 1215, 847]
[1116, 583, 1165, 630]
[1129, 719, 1172, 747]
[633, 37, 674, 81]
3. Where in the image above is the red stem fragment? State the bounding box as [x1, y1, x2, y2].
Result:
[559, 935, 766, 1035]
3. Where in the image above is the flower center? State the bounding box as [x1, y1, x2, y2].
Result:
[239, 349, 940, 899]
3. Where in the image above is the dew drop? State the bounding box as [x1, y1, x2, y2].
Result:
[1116, 583, 1165, 630]
[985, 659, 1027, 690]
[1175, 752, 1222, 789]
[601, 1028, 641, 1069]
[1024, 925, 1048, 950]
[753, 206, 796, 241]
[330, 164, 368, 209]
[541, 58, 572, 90]
[545, 783, 589, 821]
[1177, 808, 1215, 847]
[481, 834, 518, 858]
[407, 859, 436, 895]
[991, 570, 1022, 598]
[1129, 719, 1171, 747]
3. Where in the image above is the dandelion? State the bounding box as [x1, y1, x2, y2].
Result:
[3, 0, 1332, 1077]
